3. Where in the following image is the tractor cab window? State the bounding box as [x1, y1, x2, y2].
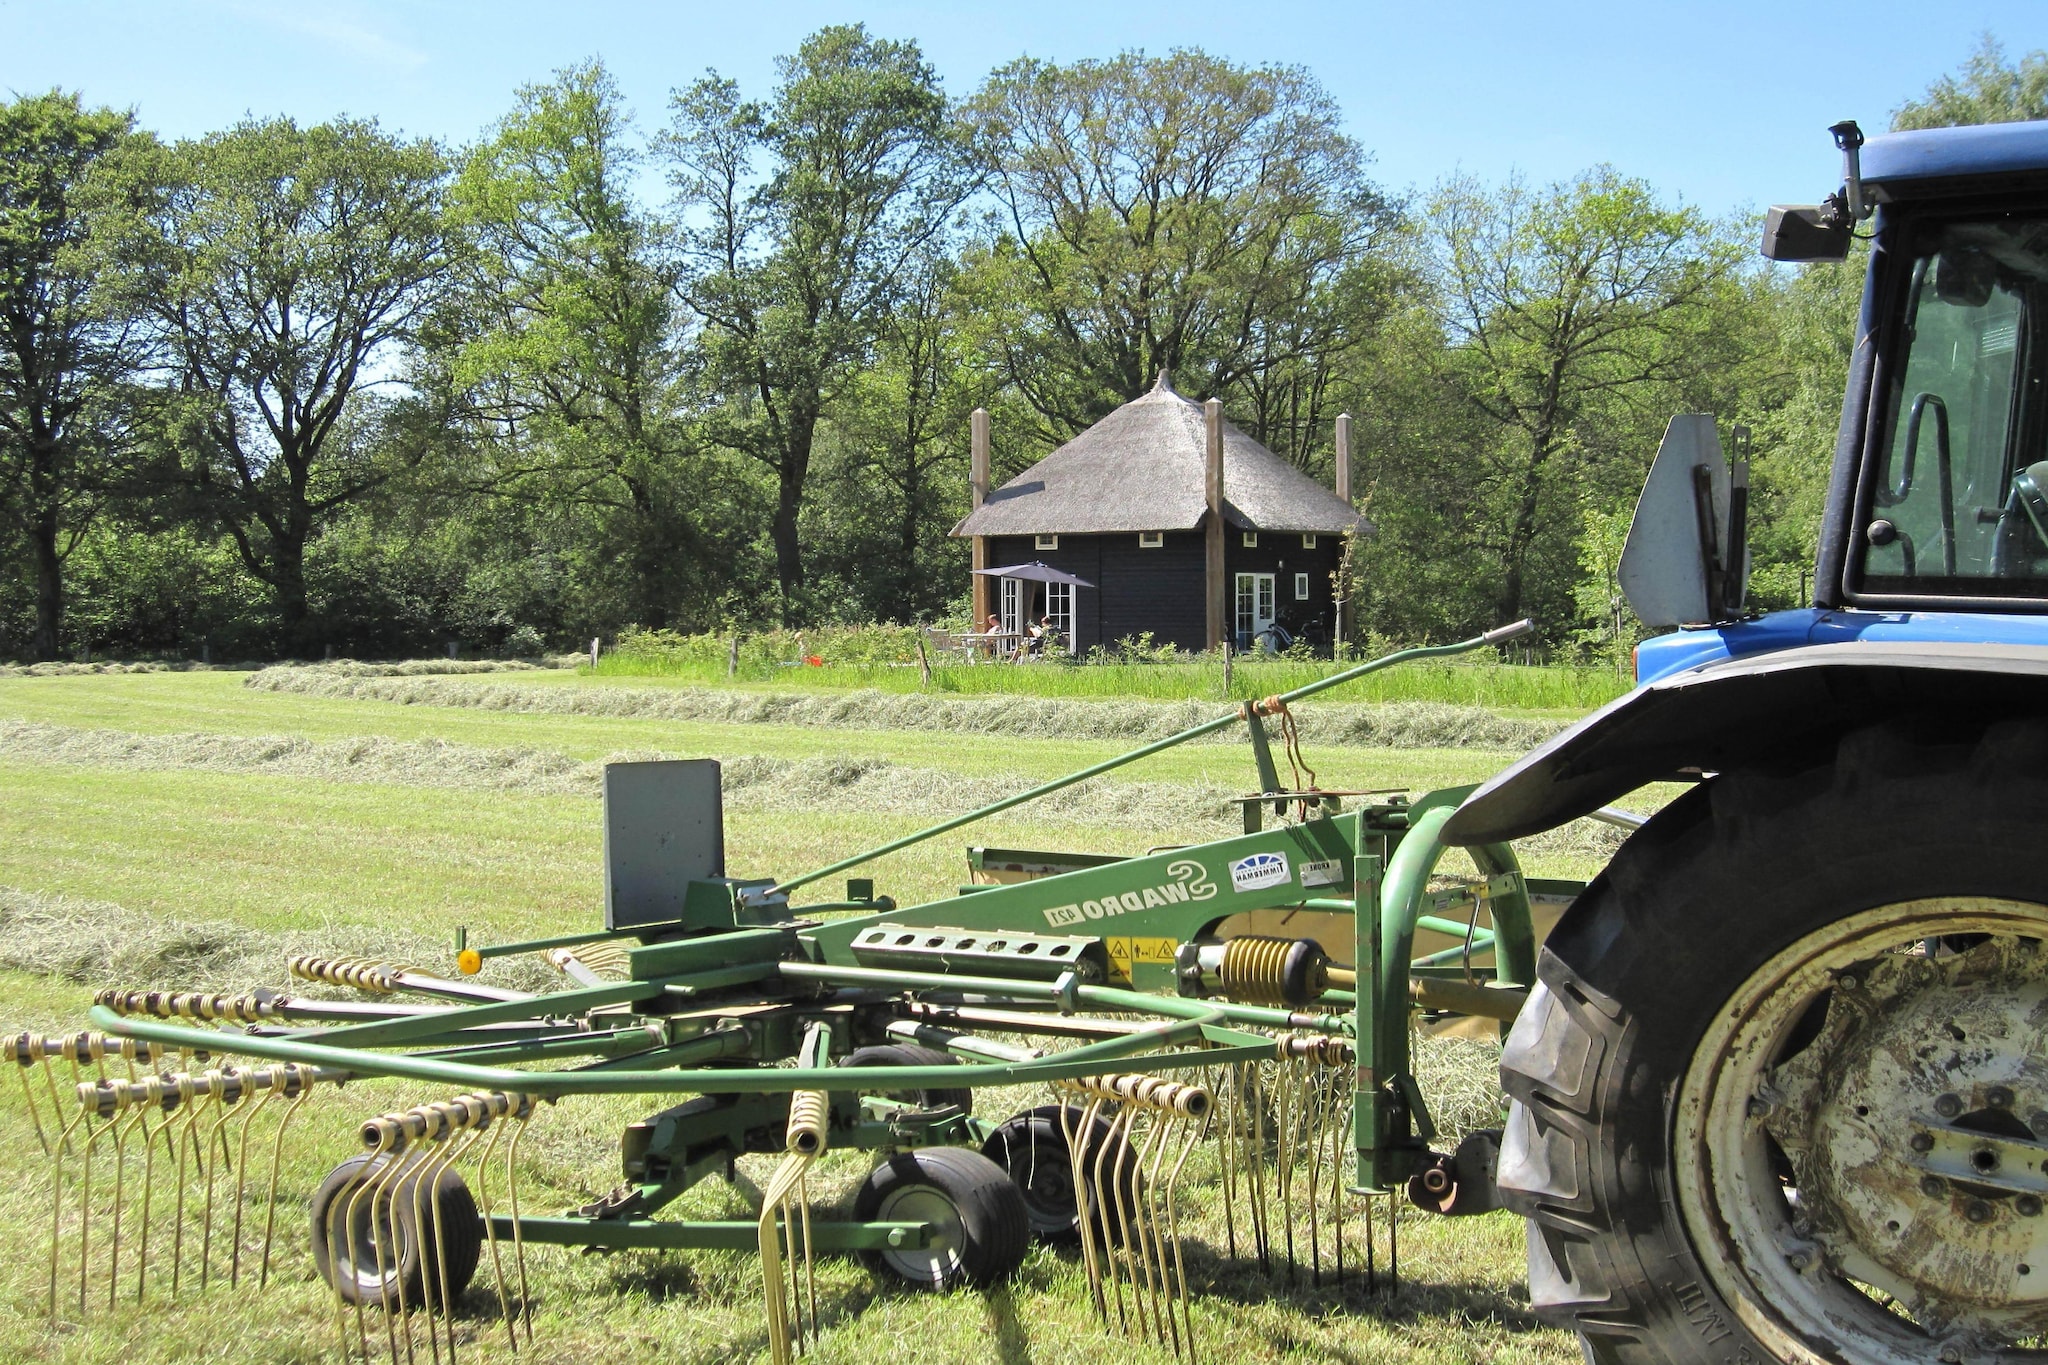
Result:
[1858, 217, 2048, 595]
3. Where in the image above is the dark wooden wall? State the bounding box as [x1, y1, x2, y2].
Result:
[985, 525, 1343, 654]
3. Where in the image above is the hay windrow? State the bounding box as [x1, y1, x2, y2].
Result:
[0, 885, 557, 995]
[245, 669, 1564, 751]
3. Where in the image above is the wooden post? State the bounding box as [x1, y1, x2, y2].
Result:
[1205, 398, 1227, 651]
[727, 634, 739, 678]
[1334, 412, 1353, 650]
[970, 408, 992, 627]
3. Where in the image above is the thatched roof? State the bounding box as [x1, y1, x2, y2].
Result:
[952, 373, 1367, 538]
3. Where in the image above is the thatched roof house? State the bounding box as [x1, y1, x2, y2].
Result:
[953, 374, 1366, 653]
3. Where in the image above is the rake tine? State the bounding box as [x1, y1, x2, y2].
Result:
[1060, 1096, 1107, 1323]
[1164, 1109, 1205, 1365]
[106, 1100, 149, 1308]
[46, 1103, 91, 1318]
[1217, 1067, 1238, 1262]
[1138, 1108, 1173, 1347]
[1247, 1061, 1270, 1275]
[470, 1109, 517, 1353]
[1089, 1102, 1126, 1333]
[135, 1085, 177, 1303]
[167, 1075, 208, 1296]
[260, 1065, 317, 1289]
[198, 1071, 245, 1291]
[504, 1101, 536, 1345]
[337, 1120, 400, 1365]
[800, 1170, 819, 1353]
[1104, 1102, 1138, 1336]
[228, 1075, 278, 1288]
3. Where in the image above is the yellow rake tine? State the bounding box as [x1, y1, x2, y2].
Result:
[1061, 1096, 1107, 1322]
[504, 1107, 535, 1345]
[228, 1080, 276, 1288]
[1101, 1103, 1135, 1335]
[107, 1103, 149, 1308]
[47, 1105, 91, 1318]
[1164, 1111, 1205, 1365]
[471, 1118, 518, 1353]
[260, 1067, 317, 1289]
[12, 1047, 51, 1155]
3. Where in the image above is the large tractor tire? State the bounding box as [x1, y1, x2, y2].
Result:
[1498, 717, 2048, 1364]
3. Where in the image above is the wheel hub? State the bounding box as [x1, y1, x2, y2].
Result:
[1767, 936, 2048, 1336]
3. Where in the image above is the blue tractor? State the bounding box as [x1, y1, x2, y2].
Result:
[1446, 120, 2048, 1362]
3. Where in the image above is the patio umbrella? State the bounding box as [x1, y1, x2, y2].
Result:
[971, 561, 1096, 589]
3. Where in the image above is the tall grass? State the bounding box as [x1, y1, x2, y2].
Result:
[598, 626, 1626, 711]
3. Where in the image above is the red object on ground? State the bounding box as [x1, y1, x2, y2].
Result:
[805, 655, 824, 667]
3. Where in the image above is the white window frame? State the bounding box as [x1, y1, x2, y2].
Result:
[1241, 531, 1259, 548]
[1044, 582, 1073, 645]
[1034, 533, 1059, 551]
[1301, 534, 1318, 549]
[1294, 572, 1311, 600]
[1138, 531, 1164, 548]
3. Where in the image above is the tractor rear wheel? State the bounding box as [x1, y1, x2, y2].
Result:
[1499, 717, 2048, 1363]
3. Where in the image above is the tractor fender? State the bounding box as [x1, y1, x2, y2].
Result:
[1440, 640, 2048, 845]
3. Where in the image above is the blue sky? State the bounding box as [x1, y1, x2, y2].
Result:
[2, 1, 2041, 216]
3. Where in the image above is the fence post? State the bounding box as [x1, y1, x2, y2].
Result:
[590, 636, 601, 670]
[1221, 640, 1234, 698]
[916, 634, 932, 690]
[728, 634, 740, 678]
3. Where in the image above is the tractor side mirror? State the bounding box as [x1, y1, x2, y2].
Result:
[1761, 205, 1852, 262]
[1618, 414, 1751, 628]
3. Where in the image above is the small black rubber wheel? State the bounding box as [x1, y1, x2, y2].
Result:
[979, 1103, 1136, 1243]
[854, 1146, 1029, 1289]
[1498, 717, 2048, 1363]
[838, 1044, 973, 1113]
[310, 1153, 482, 1308]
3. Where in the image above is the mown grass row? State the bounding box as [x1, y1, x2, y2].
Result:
[595, 629, 1627, 712]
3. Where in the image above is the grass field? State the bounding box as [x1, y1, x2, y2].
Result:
[0, 665, 1593, 1364]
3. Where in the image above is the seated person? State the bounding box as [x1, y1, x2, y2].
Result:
[1026, 615, 1059, 655]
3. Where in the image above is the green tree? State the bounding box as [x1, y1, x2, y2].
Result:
[0, 91, 142, 660]
[1428, 167, 1742, 627]
[962, 48, 1397, 453]
[1894, 36, 2048, 129]
[449, 61, 730, 629]
[121, 116, 454, 648]
[668, 24, 972, 617]
[810, 247, 980, 620]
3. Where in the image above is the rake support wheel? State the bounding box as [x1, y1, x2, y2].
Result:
[310, 1153, 483, 1309]
[855, 1146, 1029, 1289]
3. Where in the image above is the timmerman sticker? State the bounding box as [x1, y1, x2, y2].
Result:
[1299, 858, 1343, 888]
[1229, 851, 1292, 892]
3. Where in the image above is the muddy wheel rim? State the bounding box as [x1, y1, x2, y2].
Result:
[1675, 898, 2048, 1362]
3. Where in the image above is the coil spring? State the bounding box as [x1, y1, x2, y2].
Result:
[785, 1090, 830, 1156]
[93, 989, 284, 1022]
[1220, 935, 1335, 1007]
[1060, 1072, 1212, 1118]
[1275, 1034, 1355, 1067]
[289, 955, 403, 993]
[358, 1090, 540, 1151]
[6, 1031, 167, 1065]
[73, 1062, 321, 1118]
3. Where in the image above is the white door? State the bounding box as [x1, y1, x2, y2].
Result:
[1235, 573, 1275, 648]
[1000, 578, 1022, 635]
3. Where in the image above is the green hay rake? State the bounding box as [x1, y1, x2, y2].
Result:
[12, 622, 1571, 1363]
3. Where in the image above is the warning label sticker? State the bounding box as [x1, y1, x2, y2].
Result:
[1105, 936, 1179, 979]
